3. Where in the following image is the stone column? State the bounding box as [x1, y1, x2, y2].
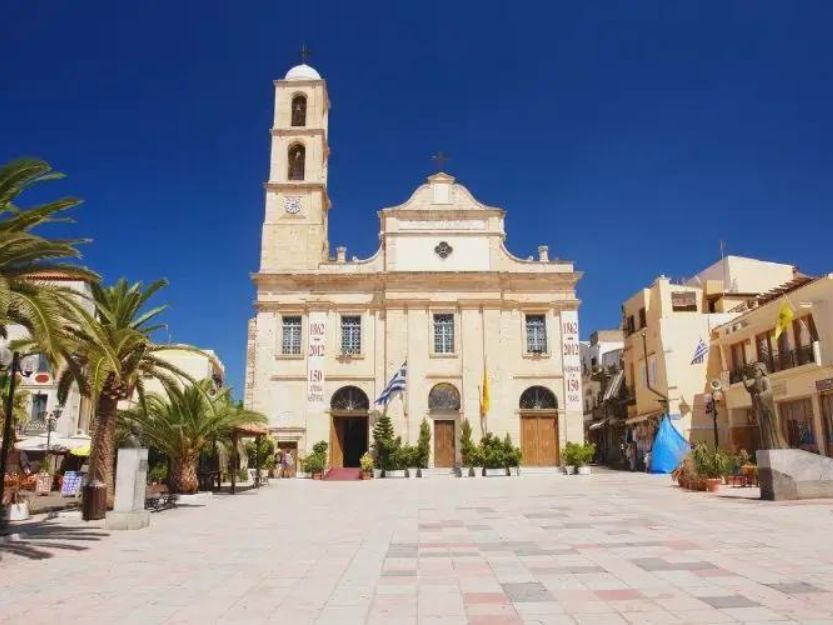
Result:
[105, 448, 150, 530]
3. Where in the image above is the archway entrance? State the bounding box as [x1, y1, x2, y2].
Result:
[519, 386, 559, 466]
[429, 383, 460, 468]
[330, 386, 369, 468]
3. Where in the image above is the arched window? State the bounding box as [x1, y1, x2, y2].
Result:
[519, 386, 557, 411]
[331, 386, 370, 412]
[288, 144, 305, 181]
[428, 383, 461, 411]
[291, 95, 307, 127]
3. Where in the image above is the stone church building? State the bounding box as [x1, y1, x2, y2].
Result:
[244, 60, 584, 469]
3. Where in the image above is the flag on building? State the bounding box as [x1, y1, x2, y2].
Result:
[480, 364, 490, 416]
[375, 361, 407, 405]
[690, 337, 709, 365]
[774, 299, 795, 341]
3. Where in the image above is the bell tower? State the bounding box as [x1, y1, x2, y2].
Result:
[260, 50, 331, 272]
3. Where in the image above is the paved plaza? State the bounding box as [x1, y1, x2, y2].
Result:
[2, 470, 833, 625]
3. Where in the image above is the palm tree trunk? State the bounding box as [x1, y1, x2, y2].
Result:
[89, 393, 118, 507]
[170, 455, 198, 494]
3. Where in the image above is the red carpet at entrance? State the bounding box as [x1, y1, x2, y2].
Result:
[324, 468, 362, 481]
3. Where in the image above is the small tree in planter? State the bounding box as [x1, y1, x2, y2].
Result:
[562, 442, 587, 474]
[416, 418, 431, 474]
[503, 433, 522, 475]
[372, 413, 397, 474]
[460, 419, 481, 477]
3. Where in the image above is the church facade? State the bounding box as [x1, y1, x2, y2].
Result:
[244, 61, 585, 469]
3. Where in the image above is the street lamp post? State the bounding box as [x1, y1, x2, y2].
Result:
[0, 347, 36, 527]
[45, 404, 63, 475]
[707, 381, 723, 449]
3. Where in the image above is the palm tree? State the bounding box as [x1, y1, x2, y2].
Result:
[0, 158, 96, 361]
[58, 278, 209, 514]
[120, 381, 267, 493]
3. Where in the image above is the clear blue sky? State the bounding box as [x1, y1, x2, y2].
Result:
[3, 2, 832, 396]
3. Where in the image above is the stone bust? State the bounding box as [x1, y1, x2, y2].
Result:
[121, 424, 144, 449]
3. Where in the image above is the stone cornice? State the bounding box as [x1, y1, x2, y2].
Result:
[271, 128, 327, 138]
[252, 271, 580, 288]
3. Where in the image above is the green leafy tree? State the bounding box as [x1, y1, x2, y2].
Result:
[58, 279, 210, 507]
[246, 436, 276, 471]
[416, 418, 431, 468]
[120, 380, 267, 493]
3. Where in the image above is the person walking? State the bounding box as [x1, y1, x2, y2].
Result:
[276, 448, 285, 478]
[284, 449, 295, 478]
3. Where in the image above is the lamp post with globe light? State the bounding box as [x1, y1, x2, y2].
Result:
[0, 345, 37, 526]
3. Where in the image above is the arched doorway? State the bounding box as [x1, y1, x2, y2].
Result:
[519, 386, 559, 466]
[429, 383, 460, 468]
[330, 386, 369, 468]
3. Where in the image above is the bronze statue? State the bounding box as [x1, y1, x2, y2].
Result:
[121, 424, 143, 449]
[742, 362, 788, 450]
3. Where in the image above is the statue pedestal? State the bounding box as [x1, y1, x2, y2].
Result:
[106, 448, 150, 530]
[758, 449, 833, 501]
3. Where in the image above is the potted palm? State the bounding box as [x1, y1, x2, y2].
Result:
[359, 452, 374, 479]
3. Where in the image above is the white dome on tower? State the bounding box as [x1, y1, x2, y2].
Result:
[285, 63, 321, 81]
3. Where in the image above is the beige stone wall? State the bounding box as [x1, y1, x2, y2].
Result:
[246, 67, 583, 466]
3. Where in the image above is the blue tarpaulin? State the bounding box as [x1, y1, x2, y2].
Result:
[649, 415, 690, 473]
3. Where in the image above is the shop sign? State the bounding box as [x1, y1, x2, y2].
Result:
[815, 377, 833, 393]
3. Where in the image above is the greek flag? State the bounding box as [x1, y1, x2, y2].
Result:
[375, 361, 407, 405]
[690, 337, 709, 365]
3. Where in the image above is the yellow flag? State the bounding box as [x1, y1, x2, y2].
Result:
[774, 299, 795, 341]
[480, 366, 490, 416]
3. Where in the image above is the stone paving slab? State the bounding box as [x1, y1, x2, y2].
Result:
[2, 470, 833, 624]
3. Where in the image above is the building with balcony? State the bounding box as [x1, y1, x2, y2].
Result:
[621, 256, 796, 456]
[710, 273, 833, 456]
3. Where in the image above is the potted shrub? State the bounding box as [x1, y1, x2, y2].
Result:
[372, 414, 398, 477]
[575, 442, 596, 475]
[360, 452, 374, 479]
[503, 433, 522, 476]
[3, 481, 29, 522]
[459, 419, 481, 477]
[415, 418, 431, 477]
[561, 442, 580, 474]
[480, 433, 508, 476]
[692, 442, 726, 493]
[403, 445, 421, 478]
[303, 441, 328, 479]
[386, 444, 408, 478]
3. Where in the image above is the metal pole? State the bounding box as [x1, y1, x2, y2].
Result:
[711, 393, 720, 449]
[230, 432, 237, 495]
[0, 352, 19, 528]
[255, 435, 262, 488]
[46, 417, 53, 474]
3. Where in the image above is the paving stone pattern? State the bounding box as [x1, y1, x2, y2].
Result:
[2, 469, 833, 624]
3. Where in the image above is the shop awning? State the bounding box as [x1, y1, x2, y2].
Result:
[589, 418, 609, 431]
[15, 433, 91, 453]
[625, 410, 664, 426]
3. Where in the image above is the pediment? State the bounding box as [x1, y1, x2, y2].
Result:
[382, 172, 503, 214]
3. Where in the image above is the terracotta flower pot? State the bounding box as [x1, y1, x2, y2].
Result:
[706, 478, 721, 493]
[361, 471, 372, 480]
[312, 473, 323, 480]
